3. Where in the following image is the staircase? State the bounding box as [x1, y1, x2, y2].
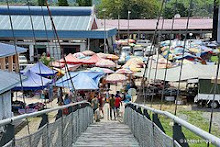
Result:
[73, 121, 140, 147]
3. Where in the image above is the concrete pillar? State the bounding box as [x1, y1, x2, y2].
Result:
[0, 57, 6, 70]
[14, 54, 19, 72]
[88, 38, 90, 50]
[8, 56, 13, 72]
[29, 44, 34, 62]
[80, 42, 86, 52]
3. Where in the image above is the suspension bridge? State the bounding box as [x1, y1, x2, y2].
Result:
[1, 101, 220, 147]
[0, 0, 220, 146]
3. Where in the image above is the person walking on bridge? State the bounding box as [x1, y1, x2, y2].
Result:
[109, 94, 116, 120]
[91, 94, 100, 122]
[115, 94, 122, 118]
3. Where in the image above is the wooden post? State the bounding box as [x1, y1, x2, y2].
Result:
[14, 54, 19, 72]
[0, 57, 6, 70]
[8, 56, 13, 72]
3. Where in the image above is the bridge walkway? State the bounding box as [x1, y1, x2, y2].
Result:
[73, 121, 140, 147]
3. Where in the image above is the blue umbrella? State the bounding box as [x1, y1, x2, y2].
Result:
[55, 72, 104, 90]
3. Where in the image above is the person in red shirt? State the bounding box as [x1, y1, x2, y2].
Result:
[98, 93, 104, 118]
[114, 95, 121, 118]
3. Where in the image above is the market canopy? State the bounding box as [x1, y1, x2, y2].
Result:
[60, 53, 81, 64]
[13, 70, 52, 90]
[0, 70, 27, 94]
[0, 42, 27, 58]
[21, 62, 57, 76]
[55, 71, 104, 90]
[80, 54, 100, 64]
[134, 64, 220, 82]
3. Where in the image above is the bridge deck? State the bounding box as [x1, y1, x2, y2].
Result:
[73, 121, 140, 147]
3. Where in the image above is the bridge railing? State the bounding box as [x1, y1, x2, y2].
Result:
[0, 101, 93, 147]
[124, 103, 220, 147]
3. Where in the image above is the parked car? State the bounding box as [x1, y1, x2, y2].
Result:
[145, 45, 157, 56]
[133, 47, 144, 57]
[118, 46, 132, 65]
[19, 55, 28, 64]
[136, 40, 151, 47]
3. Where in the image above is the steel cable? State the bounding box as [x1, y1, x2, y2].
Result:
[150, 0, 167, 108]
[174, 0, 193, 115]
[5, 0, 31, 145]
[45, 0, 77, 98]
[160, 0, 178, 110]
[142, 0, 166, 105]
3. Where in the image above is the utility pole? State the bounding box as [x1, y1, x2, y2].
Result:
[212, 0, 219, 41]
[127, 11, 131, 44]
[102, 8, 107, 53]
[118, 14, 120, 40]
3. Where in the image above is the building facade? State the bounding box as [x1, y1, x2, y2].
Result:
[0, 6, 117, 62]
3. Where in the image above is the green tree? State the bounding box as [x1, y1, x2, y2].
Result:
[77, 0, 92, 6]
[97, 0, 159, 19]
[164, 0, 189, 19]
[163, 0, 214, 19]
[58, 0, 69, 6]
[38, 0, 45, 6]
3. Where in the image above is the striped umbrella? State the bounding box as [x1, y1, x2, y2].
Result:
[97, 53, 108, 59]
[90, 67, 114, 74]
[115, 68, 133, 74]
[106, 54, 119, 60]
[105, 73, 128, 83]
[96, 59, 116, 68]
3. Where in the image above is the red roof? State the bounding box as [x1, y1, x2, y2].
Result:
[98, 18, 213, 30]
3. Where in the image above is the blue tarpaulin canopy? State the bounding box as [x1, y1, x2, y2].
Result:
[0, 42, 27, 58]
[175, 53, 199, 60]
[55, 71, 104, 90]
[21, 62, 57, 76]
[13, 70, 52, 90]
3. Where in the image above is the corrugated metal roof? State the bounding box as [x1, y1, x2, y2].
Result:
[0, 70, 26, 94]
[98, 18, 213, 30]
[0, 15, 91, 31]
[0, 6, 118, 39]
[0, 6, 93, 16]
[0, 29, 117, 39]
[0, 43, 27, 58]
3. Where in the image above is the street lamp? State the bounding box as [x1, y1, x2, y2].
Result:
[189, 32, 193, 48]
[127, 11, 131, 44]
[102, 8, 107, 53]
[118, 13, 120, 40]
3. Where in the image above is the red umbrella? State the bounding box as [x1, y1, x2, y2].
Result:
[62, 64, 81, 72]
[105, 73, 128, 83]
[96, 59, 116, 67]
[81, 54, 101, 64]
[60, 53, 81, 64]
[50, 61, 65, 68]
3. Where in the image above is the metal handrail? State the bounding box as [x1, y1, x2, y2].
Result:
[129, 102, 220, 146]
[0, 101, 90, 127]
